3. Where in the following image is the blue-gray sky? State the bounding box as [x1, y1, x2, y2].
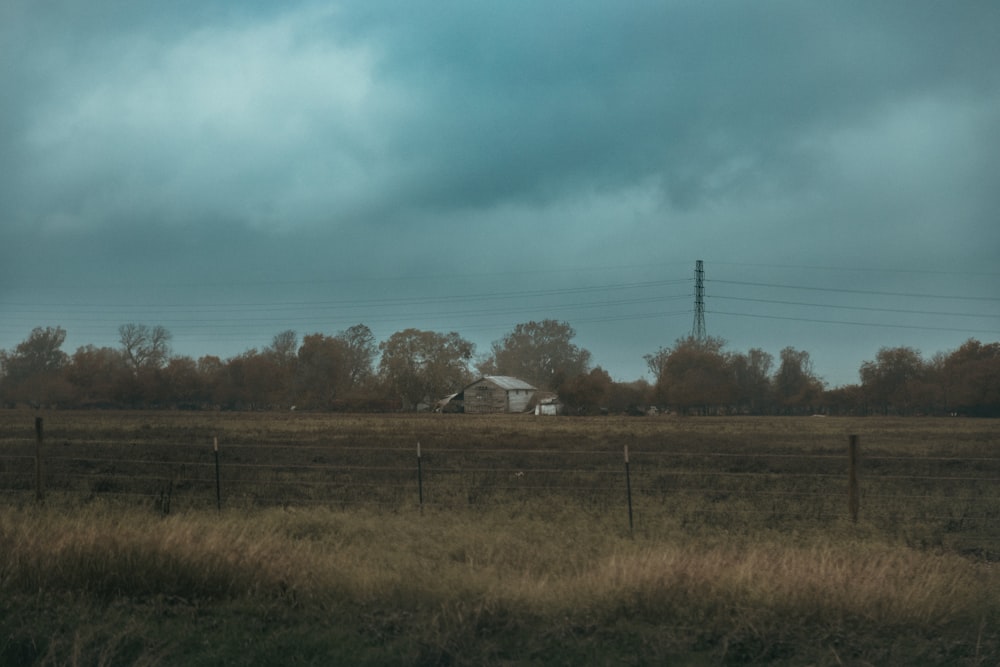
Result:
[2, 1, 999, 388]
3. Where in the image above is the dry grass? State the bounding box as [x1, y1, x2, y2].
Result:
[1, 502, 997, 665]
[1, 411, 998, 663]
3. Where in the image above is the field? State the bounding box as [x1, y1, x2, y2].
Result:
[1, 411, 998, 665]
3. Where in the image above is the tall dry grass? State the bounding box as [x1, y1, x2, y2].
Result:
[1, 411, 997, 663]
[1, 502, 997, 664]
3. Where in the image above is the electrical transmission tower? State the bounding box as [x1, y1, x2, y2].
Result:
[692, 259, 706, 340]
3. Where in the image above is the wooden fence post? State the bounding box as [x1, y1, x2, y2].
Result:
[417, 441, 424, 512]
[624, 444, 634, 535]
[213, 436, 221, 511]
[848, 434, 860, 523]
[34, 417, 44, 502]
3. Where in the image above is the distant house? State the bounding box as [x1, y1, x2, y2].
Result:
[439, 376, 537, 414]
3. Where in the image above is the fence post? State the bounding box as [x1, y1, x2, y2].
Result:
[213, 436, 221, 511]
[848, 434, 860, 523]
[34, 417, 44, 502]
[624, 444, 634, 535]
[417, 441, 424, 512]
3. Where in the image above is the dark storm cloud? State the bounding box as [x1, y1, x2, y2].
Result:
[2, 1, 999, 386]
[329, 1, 1000, 213]
[4, 0, 998, 232]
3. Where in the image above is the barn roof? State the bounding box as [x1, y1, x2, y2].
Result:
[477, 375, 537, 391]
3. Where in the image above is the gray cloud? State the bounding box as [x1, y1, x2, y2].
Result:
[2, 1, 999, 387]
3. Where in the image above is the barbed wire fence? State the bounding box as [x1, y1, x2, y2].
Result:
[2, 418, 998, 557]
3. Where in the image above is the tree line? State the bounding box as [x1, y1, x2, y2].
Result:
[643, 336, 999, 417]
[1, 321, 997, 416]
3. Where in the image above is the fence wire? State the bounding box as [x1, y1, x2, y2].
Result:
[2, 434, 999, 556]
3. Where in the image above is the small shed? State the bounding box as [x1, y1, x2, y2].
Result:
[454, 376, 537, 414]
[534, 396, 563, 416]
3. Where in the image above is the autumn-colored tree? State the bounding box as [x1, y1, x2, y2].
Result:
[651, 336, 735, 414]
[559, 367, 613, 414]
[773, 347, 823, 414]
[197, 355, 227, 406]
[212, 354, 247, 409]
[859, 346, 931, 415]
[479, 320, 591, 390]
[730, 348, 773, 414]
[822, 383, 866, 415]
[68, 345, 129, 406]
[940, 339, 1000, 416]
[208, 350, 281, 410]
[379, 329, 474, 409]
[161, 356, 205, 407]
[263, 330, 299, 404]
[0, 326, 72, 406]
[606, 379, 653, 414]
[243, 351, 286, 409]
[1, 326, 69, 380]
[295, 333, 352, 409]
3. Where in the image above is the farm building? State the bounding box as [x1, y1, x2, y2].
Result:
[533, 395, 563, 416]
[440, 376, 537, 413]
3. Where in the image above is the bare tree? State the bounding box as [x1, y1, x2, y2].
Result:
[118, 324, 172, 370]
[267, 330, 299, 366]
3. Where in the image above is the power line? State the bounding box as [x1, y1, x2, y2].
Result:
[710, 279, 1000, 302]
[0, 294, 693, 327]
[3, 259, 998, 362]
[710, 310, 1000, 335]
[711, 295, 1000, 319]
[14, 260, 696, 291]
[709, 260, 1000, 278]
[0, 279, 692, 311]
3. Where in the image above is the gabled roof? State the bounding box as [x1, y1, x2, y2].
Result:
[473, 375, 537, 391]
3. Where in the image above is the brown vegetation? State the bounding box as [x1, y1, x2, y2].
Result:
[0, 412, 998, 664]
[3, 322, 997, 415]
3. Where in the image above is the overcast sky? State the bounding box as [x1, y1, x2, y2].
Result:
[2, 1, 999, 389]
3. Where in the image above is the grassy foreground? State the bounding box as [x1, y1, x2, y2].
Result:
[1, 502, 997, 666]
